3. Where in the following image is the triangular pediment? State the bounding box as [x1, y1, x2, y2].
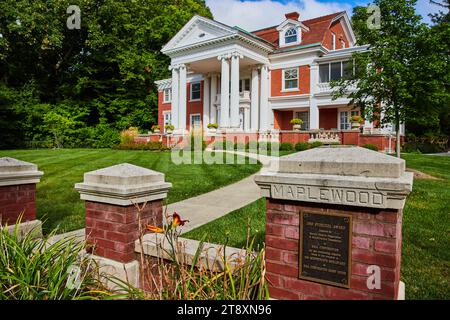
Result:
[277, 19, 310, 32]
[162, 16, 237, 53]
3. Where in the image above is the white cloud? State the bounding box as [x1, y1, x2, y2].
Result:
[415, 0, 444, 24]
[205, 0, 354, 31]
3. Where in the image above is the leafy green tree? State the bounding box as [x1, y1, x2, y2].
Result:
[0, 0, 212, 149]
[332, 0, 448, 156]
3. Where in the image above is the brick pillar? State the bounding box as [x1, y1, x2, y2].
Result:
[75, 163, 171, 265]
[341, 130, 360, 146]
[255, 146, 413, 300]
[0, 157, 43, 234]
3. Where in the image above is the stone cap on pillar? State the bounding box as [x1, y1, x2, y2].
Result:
[0, 157, 44, 186]
[255, 146, 414, 209]
[75, 163, 172, 206]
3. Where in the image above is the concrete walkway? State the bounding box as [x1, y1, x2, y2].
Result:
[48, 151, 278, 241]
[173, 150, 277, 234]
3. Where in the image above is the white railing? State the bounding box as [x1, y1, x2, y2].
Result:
[308, 131, 341, 144]
[214, 90, 251, 105]
[316, 82, 357, 94]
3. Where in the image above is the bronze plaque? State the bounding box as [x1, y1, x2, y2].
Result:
[299, 211, 352, 288]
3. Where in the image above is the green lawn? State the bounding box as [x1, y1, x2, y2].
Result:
[184, 153, 450, 300]
[0, 149, 261, 233]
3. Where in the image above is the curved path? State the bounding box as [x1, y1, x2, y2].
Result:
[48, 151, 278, 242]
[173, 151, 277, 234]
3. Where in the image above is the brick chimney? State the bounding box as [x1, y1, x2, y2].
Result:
[285, 12, 300, 21]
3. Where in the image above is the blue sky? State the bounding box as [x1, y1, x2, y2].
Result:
[206, 0, 442, 31]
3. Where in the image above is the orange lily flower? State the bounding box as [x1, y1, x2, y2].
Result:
[146, 225, 164, 233]
[172, 212, 189, 228]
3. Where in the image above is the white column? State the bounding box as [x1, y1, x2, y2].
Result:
[259, 65, 269, 132]
[250, 67, 259, 131]
[178, 64, 187, 131]
[244, 107, 250, 131]
[210, 74, 218, 124]
[203, 75, 210, 130]
[171, 66, 179, 130]
[219, 55, 230, 128]
[230, 52, 242, 129]
[309, 62, 320, 130]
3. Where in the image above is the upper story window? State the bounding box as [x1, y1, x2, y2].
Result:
[319, 60, 354, 83]
[163, 88, 172, 103]
[285, 28, 298, 44]
[331, 32, 336, 50]
[239, 79, 250, 93]
[190, 82, 201, 101]
[283, 68, 298, 90]
[341, 39, 346, 49]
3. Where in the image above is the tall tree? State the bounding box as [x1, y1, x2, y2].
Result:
[332, 0, 447, 157]
[0, 0, 212, 148]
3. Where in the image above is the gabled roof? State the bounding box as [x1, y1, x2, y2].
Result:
[161, 15, 273, 56]
[160, 11, 356, 57]
[252, 11, 354, 50]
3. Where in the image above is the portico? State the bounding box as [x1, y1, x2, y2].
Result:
[161, 16, 272, 133]
[156, 12, 403, 143]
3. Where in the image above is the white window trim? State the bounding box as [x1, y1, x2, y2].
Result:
[282, 67, 299, 92]
[277, 23, 302, 48]
[331, 32, 336, 50]
[319, 60, 355, 84]
[284, 28, 298, 44]
[190, 113, 202, 128]
[292, 110, 310, 130]
[162, 111, 172, 132]
[338, 107, 360, 130]
[163, 88, 171, 103]
[189, 81, 201, 102]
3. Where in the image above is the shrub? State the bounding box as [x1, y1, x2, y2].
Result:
[113, 140, 167, 151]
[279, 142, 294, 151]
[290, 118, 304, 125]
[245, 141, 258, 151]
[188, 135, 207, 151]
[350, 115, 364, 124]
[212, 140, 235, 150]
[164, 125, 174, 131]
[0, 223, 105, 300]
[310, 141, 323, 148]
[120, 127, 139, 144]
[363, 144, 379, 151]
[295, 142, 309, 151]
[147, 141, 164, 150]
[234, 142, 246, 151]
[207, 123, 218, 129]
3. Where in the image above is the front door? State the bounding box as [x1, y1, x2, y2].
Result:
[190, 114, 202, 130]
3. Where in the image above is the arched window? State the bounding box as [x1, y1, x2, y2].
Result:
[285, 28, 298, 44]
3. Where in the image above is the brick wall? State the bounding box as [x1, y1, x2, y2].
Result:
[340, 131, 360, 146]
[158, 91, 172, 129]
[85, 200, 163, 263]
[271, 65, 310, 97]
[323, 19, 349, 50]
[279, 132, 310, 144]
[319, 108, 337, 129]
[265, 198, 402, 300]
[0, 184, 37, 224]
[186, 81, 204, 130]
[157, 81, 204, 130]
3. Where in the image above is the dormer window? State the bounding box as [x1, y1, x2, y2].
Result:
[285, 28, 298, 44]
[277, 12, 309, 48]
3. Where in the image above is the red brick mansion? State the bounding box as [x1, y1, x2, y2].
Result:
[154, 11, 403, 151]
